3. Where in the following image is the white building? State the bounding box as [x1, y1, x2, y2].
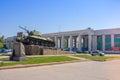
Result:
[43, 28, 120, 53]
[4, 36, 16, 49]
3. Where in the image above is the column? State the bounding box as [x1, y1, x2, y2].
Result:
[58, 38, 61, 48]
[92, 35, 97, 51]
[61, 36, 64, 49]
[102, 35, 105, 51]
[69, 35, 73, 51]
[88, 35, 92, 51]
[111, 34, 114, 48]
[78, 35, 81, 50]
[54, 36, 58, 48]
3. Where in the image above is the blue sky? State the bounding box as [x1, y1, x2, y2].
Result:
[0, 0, 120, 37]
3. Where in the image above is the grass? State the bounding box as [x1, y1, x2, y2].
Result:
[1, 54, 120, 67]
[0, 56, 78, 67]
[74, 54, 120, 61]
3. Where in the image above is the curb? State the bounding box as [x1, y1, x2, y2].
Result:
[0, 60, 89, 70]
[91, 58, 120, 62]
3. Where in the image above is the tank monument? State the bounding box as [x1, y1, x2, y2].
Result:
[10, 26, 56, 61]
[16, 26, 55, 48]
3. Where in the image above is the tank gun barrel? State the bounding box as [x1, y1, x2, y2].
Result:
[19, 26, 29, 34]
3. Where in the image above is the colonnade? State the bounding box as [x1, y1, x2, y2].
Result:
[54, 34, 92, 51]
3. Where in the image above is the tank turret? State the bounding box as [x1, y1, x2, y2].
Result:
[16, 26, 55, 47]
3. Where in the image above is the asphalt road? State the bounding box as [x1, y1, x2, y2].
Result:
[0, 60, 120, 80]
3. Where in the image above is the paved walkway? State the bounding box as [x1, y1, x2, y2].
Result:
[0, 56, 9, 59]
[0, 59, 120, 80]
[67, 55, 88, 60]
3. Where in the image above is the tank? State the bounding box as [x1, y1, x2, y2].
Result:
[16, 26, 55, 47]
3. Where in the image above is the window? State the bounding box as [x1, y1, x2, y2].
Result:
[114, 34, 120, 47]
[105, 35, 111, 50]
[97, 35, 102, 50]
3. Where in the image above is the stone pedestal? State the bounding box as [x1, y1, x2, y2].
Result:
[10, 42, 26, 61]
[25, 45, 43, 55]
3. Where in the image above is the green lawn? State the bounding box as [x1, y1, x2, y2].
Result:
[0, 56, 78, 67]
[74, 54, 120, 61]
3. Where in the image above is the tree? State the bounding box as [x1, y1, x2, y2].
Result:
[0, 42, 3, 49]
[0, 36, 4, 42]
[0, 36, 4, 49]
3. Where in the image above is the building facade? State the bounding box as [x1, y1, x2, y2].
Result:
[43, 28, 120, 53]
[4, 36, 16, 49]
